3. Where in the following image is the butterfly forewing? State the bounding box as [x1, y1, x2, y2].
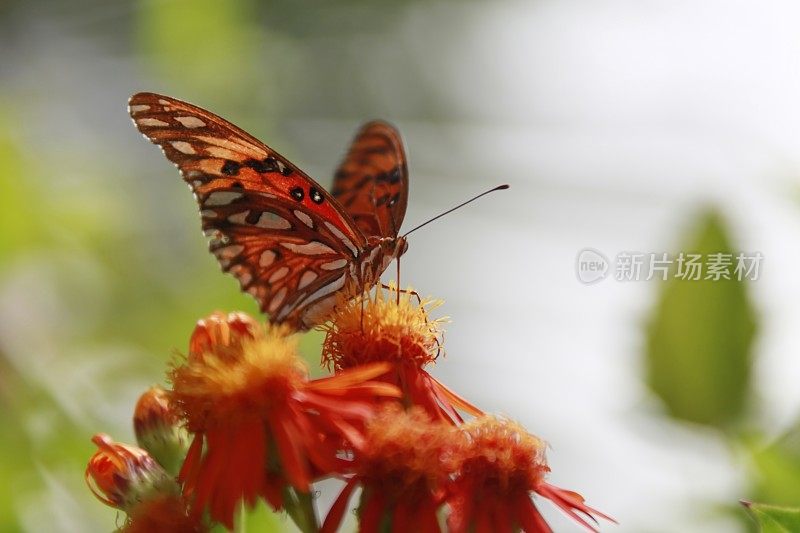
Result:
[129, 92, 367, 329]
[332, 121, 409, 239]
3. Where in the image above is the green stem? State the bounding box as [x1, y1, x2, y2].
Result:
[282, 486, 319, 533]
[236, 501, 247, 533]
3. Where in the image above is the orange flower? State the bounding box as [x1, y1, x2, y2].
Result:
[133, 385, 190, 476]
[321, 286, 481, 424]
[170, 312, 400, 529]
[85, 433, 176, 511]
[322, 405, 458, 533]
[447, 416, 614, 533]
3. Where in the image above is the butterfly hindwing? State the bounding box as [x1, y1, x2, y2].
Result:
[332, 121, 409, 239]
[129, 92, 366, 329]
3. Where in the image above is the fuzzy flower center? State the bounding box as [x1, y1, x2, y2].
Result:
[170, 331, 306, 432]
[358, 406, 456, 494]
[458, 416, 549, 492]
[322, 286, 445, 370]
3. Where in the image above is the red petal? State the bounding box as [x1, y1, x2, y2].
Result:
[428, 375, 483, 417]
[321, 478, 359, 533]
[514, 493, 552, 533]
[359, 490, 387, 533]
[269, 410, 311, 492]
[308, 362, 392, 390]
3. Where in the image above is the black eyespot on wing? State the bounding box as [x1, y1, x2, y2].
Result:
[309, 187, 324, 204]
[221, 160, 241, 176]
[291, 187, 304, 201]
[246, 158, 276, 173]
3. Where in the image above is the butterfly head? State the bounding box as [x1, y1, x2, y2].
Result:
[367, 235, 409, 265]
[376, 235, 408, 260]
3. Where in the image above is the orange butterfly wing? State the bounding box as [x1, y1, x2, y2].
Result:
[129, 92, 367, 329]
[331, 121, 409, 239]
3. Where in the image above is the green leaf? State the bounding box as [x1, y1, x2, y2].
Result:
[644, 210, 756, 429]
[744, 422, 800, 506]
[744, 502, 800, 533]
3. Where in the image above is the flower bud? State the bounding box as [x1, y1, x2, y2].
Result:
[188, 311, 260, 362]
[85, 434, 177, 512]
[133, 386, 190, 476]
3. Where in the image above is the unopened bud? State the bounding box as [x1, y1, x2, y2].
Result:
[188, 311, 260, 362]
[85, 434, 177, 512]
[133, 386, 190, 476]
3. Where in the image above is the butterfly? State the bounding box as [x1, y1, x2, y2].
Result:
[129, 92, 409, 330]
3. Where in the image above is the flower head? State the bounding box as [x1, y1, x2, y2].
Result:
[188, 310, 261, 362]
[448, 416, 614, 533]
[133, 385, 190, 476]
[322, 286, 481, 424]
[85, 433, 177, 511]
[322, 405, 458, 533]
[170, 311, 400, 529]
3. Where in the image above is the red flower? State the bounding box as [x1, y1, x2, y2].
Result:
[322, 287, 481, 424]
[447, 416, 614, 533]
[86, 434, 204, 532]
[170, 312, 400, 529]
[322, 405, 458, 533]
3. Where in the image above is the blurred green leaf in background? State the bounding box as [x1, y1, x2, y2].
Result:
[645, 210, 757, 431]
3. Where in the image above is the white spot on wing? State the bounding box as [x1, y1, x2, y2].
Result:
[298, 270, 318, 289]
[129, 104, 150, 113]
[158, 99, 171, 105]
[229, 264, 252, 286]
[280, 241, 335, 255]
[204, 191, 242, 206]
[268, 266, 290, 283]
[294, 210, 314, 228]
[170, 141, 196, 154]
[324, 222, 358, 256]
[304, 274, 346, 306]
[137, 118, 168, 127]
[175, 116, 206, 128]
[256, 212, 291, 230]
[321, 259, 348, 271]
[215, 245, 244, 259]
[206, 146, 241, 160]
[260, 250, 276, 267]
[227, 211, 250, 224]
[200, 210, 217, 219]
[198, 135, 266, 160]
[268, 287, 288, 313]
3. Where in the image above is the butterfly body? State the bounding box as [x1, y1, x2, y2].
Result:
[129, 93, 409, 330]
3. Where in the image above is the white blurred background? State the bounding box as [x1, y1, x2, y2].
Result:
[3, 0, 800, 531]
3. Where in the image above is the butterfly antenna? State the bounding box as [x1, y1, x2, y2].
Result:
[402, 184, 509, 238]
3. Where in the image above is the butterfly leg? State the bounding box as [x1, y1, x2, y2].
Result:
[381, 283, 423, 306]
[380, 283, 434, 327]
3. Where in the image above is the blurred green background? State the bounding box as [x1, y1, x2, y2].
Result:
[2, 0, 800, 531]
